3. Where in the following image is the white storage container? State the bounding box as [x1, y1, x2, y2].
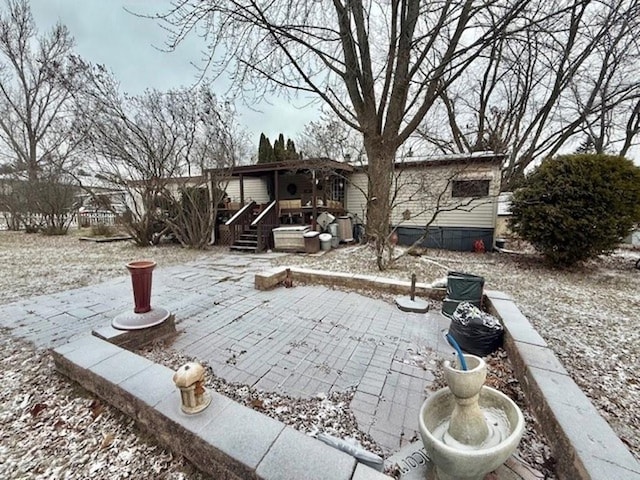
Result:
[273, 226, 310, 252]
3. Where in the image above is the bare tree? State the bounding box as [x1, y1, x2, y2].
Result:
[82, 71, 244, 247]
[164, 89, 247, 247]
[419, 0, 640, 189]
[298, 110, 364, 162]
[0, 0, 90, 232]
[153, 0, 551, 268]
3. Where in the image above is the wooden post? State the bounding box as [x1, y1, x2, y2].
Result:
[311, 170, 317, 230]
[410, 273, 416, 301]
[239, 173, 245, 205]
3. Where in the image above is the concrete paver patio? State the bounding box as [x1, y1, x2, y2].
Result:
[5, 252, 639, 479]
[0, 253, 452, 453]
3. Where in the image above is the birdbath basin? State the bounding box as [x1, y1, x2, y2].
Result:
[418, 354, 525, 480]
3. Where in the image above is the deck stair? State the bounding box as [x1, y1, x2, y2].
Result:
[229, 226, 259, 252]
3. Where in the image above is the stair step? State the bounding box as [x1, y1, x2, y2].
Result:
[235, 240, 258, 247]
[230, 245, 257, 252]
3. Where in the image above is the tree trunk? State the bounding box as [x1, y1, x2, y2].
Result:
[364, 138, 395, 270]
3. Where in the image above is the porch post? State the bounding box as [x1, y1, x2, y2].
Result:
[239, 173, 245, 205]
[311, 169, 317, 230]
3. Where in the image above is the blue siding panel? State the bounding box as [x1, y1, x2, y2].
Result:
[396, 226, 494, 252]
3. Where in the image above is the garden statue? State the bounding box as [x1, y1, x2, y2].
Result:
[173, 362, 212, 414]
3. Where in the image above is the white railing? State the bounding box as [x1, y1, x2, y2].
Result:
[78, 211, 119, 227]
[0, 210, 122, 231]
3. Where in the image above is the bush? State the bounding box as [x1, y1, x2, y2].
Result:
[165, 186, 213, 249]
[42, 225, 68, 236]
[509, 154, 640, 266]
[91, 223, 115, 237]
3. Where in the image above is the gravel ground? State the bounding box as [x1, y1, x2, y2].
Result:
[0, 230, 212, 305]
[0, 330, 208, 480]
[0, 230, 638, 478]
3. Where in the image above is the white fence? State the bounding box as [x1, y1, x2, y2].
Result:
[78, 210, 120, 228]
[0, 210, 121, 230]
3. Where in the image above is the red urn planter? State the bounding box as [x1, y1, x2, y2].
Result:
[127, 260, 156, 313]
[111, 259, 170, 331]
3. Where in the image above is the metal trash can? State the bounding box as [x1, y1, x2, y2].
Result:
[328, 223, 340, 247]
[337, 216, 354, 242]
[319, 233, 332, 251]
[303, 231, 320, 253]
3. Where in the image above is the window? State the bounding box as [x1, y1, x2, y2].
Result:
[330, 177, 345, 203]
[451, 179, 490, 198]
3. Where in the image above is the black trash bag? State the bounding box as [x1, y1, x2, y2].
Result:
[447, 302, 503, 356]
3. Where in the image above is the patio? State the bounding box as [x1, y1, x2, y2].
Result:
[3, 251, 635, 479]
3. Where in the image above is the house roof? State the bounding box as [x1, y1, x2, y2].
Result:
[351, 151, 506, 171]
[205, 157, 354, 177]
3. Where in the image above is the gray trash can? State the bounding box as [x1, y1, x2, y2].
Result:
[337, 216, 353, 242]
[328, 223, 340, 247]
[303, 231, 320, 253]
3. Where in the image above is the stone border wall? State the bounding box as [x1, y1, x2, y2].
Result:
[52, 336, 391, 480]
[485, 291, 639, 480]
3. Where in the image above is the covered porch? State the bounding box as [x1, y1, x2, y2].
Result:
[206, 158, 353, 252]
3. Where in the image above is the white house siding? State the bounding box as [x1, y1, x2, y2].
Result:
[166, 177, 205, 197]
[396, 163, 498, 229]
[345, 172, 369, 219]
[347, 163, 499, 229]
[624, 229, 640, 246]
[225, 177, 269, 204]
[344, 159, 501, 251]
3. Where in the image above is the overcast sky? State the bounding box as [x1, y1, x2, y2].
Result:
[29, 0, 319, 148]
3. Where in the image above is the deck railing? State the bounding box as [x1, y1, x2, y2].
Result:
[251, 200, 278, 252]
[224, 201, 256, 245]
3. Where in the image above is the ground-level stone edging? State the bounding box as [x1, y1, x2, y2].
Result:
[485, 290, 640, 480]
[255, 266, 446, 300]
[51, 335, 392, 480]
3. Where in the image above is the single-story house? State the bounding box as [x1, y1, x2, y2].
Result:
[205, 153, 504, 252]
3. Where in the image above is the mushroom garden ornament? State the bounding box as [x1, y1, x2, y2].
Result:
[173, 362, 212, 414]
